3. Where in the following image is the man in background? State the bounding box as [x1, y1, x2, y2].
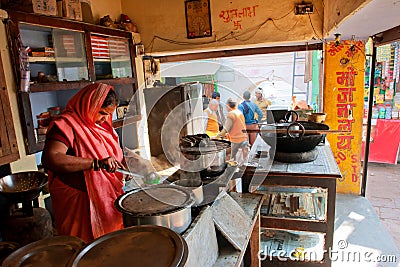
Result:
[239, 90, 263, 146]
[202, 94, 209, 110]
[253, 87, 271, 123]
[215, 98, 249, 165]
[203, 99, 219, 137]
[212, 92, 226, 130]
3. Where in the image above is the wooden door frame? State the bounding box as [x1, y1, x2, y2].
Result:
[0, 51, 19, 165]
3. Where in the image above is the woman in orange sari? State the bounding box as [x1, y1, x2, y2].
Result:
[42, 83, 124, 242]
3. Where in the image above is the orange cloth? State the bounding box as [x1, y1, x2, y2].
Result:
[204, 109, 219, 137]
[227, 109, 248, 143]
[47, 83, 124, 242]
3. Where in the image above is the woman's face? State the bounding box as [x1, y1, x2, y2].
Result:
[94, 104, 116, 124]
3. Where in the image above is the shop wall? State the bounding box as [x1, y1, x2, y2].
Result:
[90, 0, 122, 24]
[0, 10, 38, 172]
[323, 0, 371, 36]
[120, 0, 324, 55]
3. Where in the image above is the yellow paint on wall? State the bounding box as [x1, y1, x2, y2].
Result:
[91, 0, 122, 24]
[121, 0, 324, 54]
[323, 40, 365, 195]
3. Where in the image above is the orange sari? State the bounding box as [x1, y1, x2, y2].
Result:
[47, 83, 123, 242]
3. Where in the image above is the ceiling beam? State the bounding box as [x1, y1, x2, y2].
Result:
[157, 43, 323, 63]
[373, 25, 400, 46]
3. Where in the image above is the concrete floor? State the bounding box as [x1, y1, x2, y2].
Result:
[331, 162, 400, 267]
[366, 163, 400, 250]
[333, 194, 400, 267]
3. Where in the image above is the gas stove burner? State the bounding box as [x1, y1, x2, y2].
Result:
[274, 148, 318, 163]
[255, 150, 269, 158]
[200, 163, 227, 179]
[166, 164, 237, 207]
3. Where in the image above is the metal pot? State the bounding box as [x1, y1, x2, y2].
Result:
[115, 185, 194, 234]
[180, 149, 226, 173]
[260, 121, 329, 153]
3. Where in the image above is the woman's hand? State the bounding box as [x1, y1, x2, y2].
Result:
[99, 157, 123, 173]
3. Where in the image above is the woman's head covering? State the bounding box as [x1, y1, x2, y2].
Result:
[65, 83, 115, 125]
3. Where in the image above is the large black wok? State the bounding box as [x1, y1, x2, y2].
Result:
[260, 121, 329, 153]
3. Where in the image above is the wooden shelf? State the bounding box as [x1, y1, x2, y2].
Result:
[94, 58, 111, 62]
[20, 116, 141, 155]
[29, 79, 135, 93]
[29, 57, 55, 63]
[112, 115, 142, 128]
[94, 57, 131, 63]
[30, 57, 131, 63]
[7, 11, 140, 155]
[9, 10, 133, 38]
[97, 77, 136, 85]
[29, 80, 92, 92]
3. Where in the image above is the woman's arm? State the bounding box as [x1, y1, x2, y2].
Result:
[42, 140, 123, 173]
[42, 140, 94, 173]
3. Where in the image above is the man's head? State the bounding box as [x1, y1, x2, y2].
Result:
[243, 91, 251, 100]
[255, 88, 263, 100]
[211, 92, 221, 101]
[208, 99, 219, 111]
[226, 98, 237, 110]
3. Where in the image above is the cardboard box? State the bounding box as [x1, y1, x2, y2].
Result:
[30, 47, 55, 57]
[116, 105, 129, 119]
[63, 0, 82, 21]
[11, 0, 57, 16]
[32, 0, 56, 15]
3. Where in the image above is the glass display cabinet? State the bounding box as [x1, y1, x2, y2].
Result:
[6, 11, 141, 154]
[242, 167, 338, 267]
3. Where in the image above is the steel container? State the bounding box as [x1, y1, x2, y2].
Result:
[115, 185, 194, 234]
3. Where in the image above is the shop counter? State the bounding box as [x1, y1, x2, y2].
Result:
[237, 136, 340, 266]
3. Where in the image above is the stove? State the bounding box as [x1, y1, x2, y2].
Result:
[0, 172, 52, 245]
[166, 164, 238, 207]
[272, 148, 319, 163]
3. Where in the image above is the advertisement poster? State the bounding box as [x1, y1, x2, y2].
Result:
[323, 40, 365, 194]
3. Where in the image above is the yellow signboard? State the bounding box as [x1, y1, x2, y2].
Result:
[323, 40, 365, 195]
